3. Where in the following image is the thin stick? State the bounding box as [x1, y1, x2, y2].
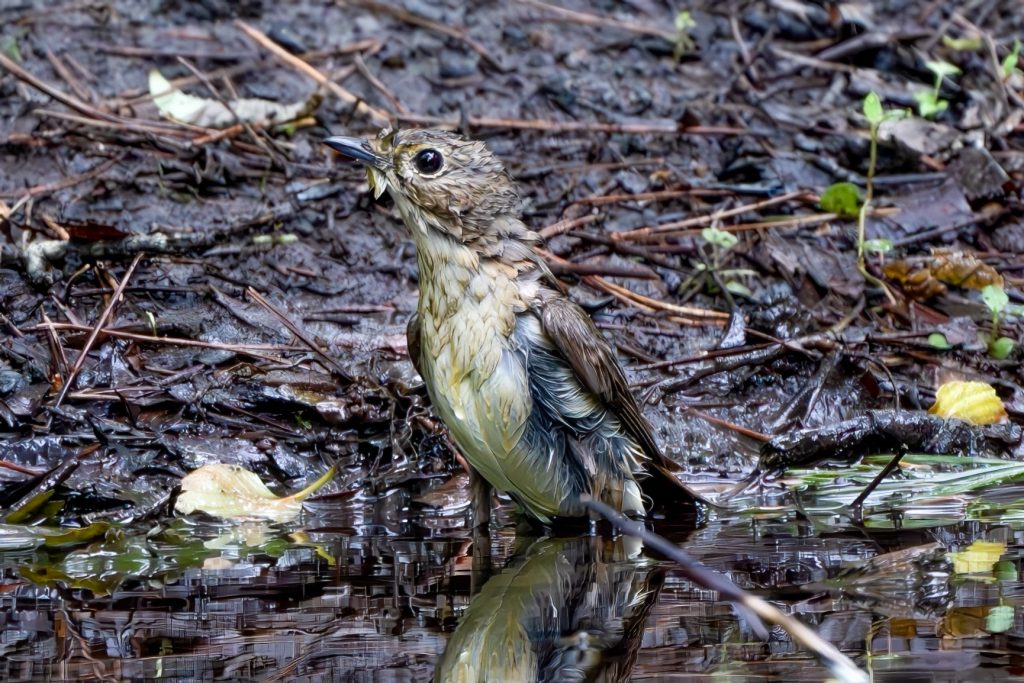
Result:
[518, 0, 677, 42]
[235, 20, 390, 126]
[611, 190, 811, 242]
[245, 287, 355, 382]
[346, 0, 506, 72]
[53, 253, 143, 409]
[582, 498, 869, 683]
[397, 111, 747, 136]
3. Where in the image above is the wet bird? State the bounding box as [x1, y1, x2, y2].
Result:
[325, 128, 691, 524]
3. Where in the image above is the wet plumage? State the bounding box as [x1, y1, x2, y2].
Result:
[325, 128, 689, 522]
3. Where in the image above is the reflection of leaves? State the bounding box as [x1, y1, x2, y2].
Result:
[949, 539, 1005, 574]
[19, 533, 157, 597]
[777, 455, 1024, 530]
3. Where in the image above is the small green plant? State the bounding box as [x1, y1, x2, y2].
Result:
[673, 10, 697, 60]
[680, 226, 755, 299]
[862, 238, 892, 255]
[981, 284, 1015, 359]
[1002, 39, 1022, 79]
[857, 92, 905, 303]
[914, 60, 960, 118]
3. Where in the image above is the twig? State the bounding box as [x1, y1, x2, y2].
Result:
[397, 111, 748, 136]
[611, 190, 810, 242]
[2, 156, 124, 217]
[31, 321, 300, 362]
[353, 53, 409, 114]
[234, 20, 390, 126]
[582, 498, 869, 683]
[538, 213, 603, 239]
[536, 248, 729, 321]
[517, 0, 677, 42]
[52, 253, 143, 410]
[245, 287, 355, 382]
[44, 49, 94, 103]
[346, 0, 507, 72]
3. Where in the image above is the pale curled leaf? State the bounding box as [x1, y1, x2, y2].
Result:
[929, 380, 1007, 425]
[149, 69, 315, 129]
[175, 463, 335, 522]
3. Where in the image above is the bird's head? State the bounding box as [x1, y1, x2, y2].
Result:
[324, 128, 521, 245]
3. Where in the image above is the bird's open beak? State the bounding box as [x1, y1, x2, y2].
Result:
[323, 136, 389, 170]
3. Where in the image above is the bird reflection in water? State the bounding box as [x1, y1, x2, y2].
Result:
[435, 535, 663, 683]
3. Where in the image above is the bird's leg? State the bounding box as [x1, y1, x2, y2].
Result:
[449, 442, 492, 531]
[469, 465, 493, 531]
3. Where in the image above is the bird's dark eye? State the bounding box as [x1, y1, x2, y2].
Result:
[414, 149, 443, 174]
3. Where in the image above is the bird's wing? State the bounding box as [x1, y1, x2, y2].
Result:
[537, 294, 692, 499]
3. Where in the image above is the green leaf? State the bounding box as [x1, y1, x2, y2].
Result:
[674, 10, 696, 31]
[1002, 39, 1021, 78]
[914, 91, 948, 119]
[819, 181, 862, 218]
[700, 226, 738, 249]
[981, 284, 1009, 315]
[942, 36, 984, 51]
[0, 36, 21, 62]
[862, 238, 893, 254]
[925, 60, 962, 79]
[990, 336, 1015, 360]
[928, 332, 952, 349]
[724, 280, 752, 297]
[863, 92, 884, 125]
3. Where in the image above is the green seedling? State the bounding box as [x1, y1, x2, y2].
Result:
[915, 60, 960, 118]
[981, 284, 1015, 359]
[858, 92, 905, 302]
[673, 10, 696, 60]
[1003, 39, 1021, 79]
[680, 226, 755, 299]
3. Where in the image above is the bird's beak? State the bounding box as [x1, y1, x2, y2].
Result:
[323, 136, 389, 170]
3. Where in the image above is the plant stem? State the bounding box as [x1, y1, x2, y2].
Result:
[857, 121, 896, 304]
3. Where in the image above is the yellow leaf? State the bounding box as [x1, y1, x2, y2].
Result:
[929, 380, 1007, 425]
[950, 539, 1006, 574]
[175, 463, 335, 522]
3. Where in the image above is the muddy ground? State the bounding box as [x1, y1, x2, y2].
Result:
[2, 0, 1024, 681]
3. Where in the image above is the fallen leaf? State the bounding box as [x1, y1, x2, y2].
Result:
[175, 463, 335, 522]
[929, 380, 1007, 425]
[149, 69, 317, 129]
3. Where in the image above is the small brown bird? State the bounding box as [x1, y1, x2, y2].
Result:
[325, 128, 690, 523]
